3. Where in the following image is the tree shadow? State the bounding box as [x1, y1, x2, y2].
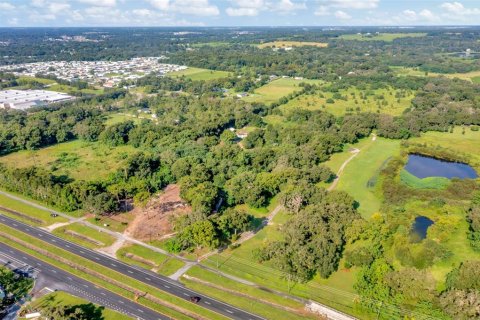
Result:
[66, 303, 105, 320]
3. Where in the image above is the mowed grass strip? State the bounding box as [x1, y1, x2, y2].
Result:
[185, 266, 304, 310]
[181, 277, 317, 320]
[53, 222, 117, 249]
[257, 41, 328, 48]
[0, 225, 228, 320]
[22, 291, 132, 320]
[168, 67, 231, 81]
[0, 193, 68, 226]
[399, 170, 450, 190]
[336, 137, 401, 218]
[0, 140, 136, 181]
[117, 244, 185, 277]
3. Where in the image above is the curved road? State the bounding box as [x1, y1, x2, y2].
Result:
[0, 214, 264, 320]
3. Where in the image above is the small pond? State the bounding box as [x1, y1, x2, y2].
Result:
[410, 216, 434, 242]
[405, 154, 478, 179]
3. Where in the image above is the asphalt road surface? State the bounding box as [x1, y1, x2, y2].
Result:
[0, 242, 170, 320]
[0, 213, 264, 320]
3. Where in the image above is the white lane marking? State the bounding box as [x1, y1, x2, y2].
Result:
[137, 309, 144, 313]
[164, 285, 170, 288]
[118, 300, 124, 304]
[67, 277, 73, 280]
[145, 277, 151, 281]
[50, 269, 57, 273]
[12, 223, 17, 226]
[225, 309, 234, 314]
[204, 301, 211, 305]
[100, 292, 106, 296]
[51, 239, 56, 242]
[182, 293, 189, 297]
[65, 244, 70, 248]
[127, 270, 133, 274]
[79, 250, 85, 254]
[111, 263, 116, 267]
[94, 257, 100, 260]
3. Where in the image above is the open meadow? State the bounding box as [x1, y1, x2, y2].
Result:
[409, 126, 480, 170]
[339, 33, 427, 42]
[257, 41, 328, 48]
[0, 140, 136, 181]
[335, 137, 401, 218]
[168, 67, 231, 81]
[242, 78, 322, 105]
[280, 86, 414, 117]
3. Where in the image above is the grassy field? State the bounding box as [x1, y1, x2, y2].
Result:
[243, 78, 323, 105]
[400, 169, 450, 189]
[336, 137, 401, 218]
[53, 222, 117, 249]
[0, 192, 68, 226]
[340, 33, 427, 42]
[0, 140, 137, 181]
[409, 127, 480, 170]
[47, 83, 104, 95]
[105, 113, 150, 126]
[168, 67, 231, 81]
[392, 66, 480, 82]
[117, 244, 185, 276]
[280, 86, 414, 117]
[257, 41, 328, 48]
[22, 291, 132, 320]
[87, 213, 134, 233]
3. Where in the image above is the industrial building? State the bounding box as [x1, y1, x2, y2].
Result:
[0, 90, 74, 110]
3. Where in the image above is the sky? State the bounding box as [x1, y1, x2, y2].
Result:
[1, 0, 480, 27]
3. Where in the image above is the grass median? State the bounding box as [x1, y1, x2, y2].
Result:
[0, 224, 228, 320]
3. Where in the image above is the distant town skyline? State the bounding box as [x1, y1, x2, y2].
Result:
[1, 1, 480, 27]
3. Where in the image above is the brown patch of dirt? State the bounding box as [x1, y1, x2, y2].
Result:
[125, 184, 191, 241]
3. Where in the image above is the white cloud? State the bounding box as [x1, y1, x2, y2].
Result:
[226, 0, 304, 17]
[226, 7, 259, 16]
[49, 3, 71, 14]
[314, 5, 329, 16]
[440, 2, 480, 15]
[334, 10, 351, 20]
[394, 8, 439, 23]
[402, 9, 417, 21]
[319, 0, 379, 9]
[78, 0, 117, 7]
[0, 2, 14, 10]
[149, 0, 219, 16]
[273, 0, 306, 12]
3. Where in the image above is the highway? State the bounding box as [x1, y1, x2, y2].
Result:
[0, 213, 264, 320]
[0, 242, 170, 320]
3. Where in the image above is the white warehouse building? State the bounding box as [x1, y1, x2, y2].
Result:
[0, 89, 74, 110]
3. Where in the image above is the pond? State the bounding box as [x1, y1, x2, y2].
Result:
[410, 216, 434, 242]
[405, 154, 478, 179]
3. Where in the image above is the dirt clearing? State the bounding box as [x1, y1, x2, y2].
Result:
[125, 184, 190, 241]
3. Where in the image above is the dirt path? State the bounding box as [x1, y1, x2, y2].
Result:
[97, 238, 126, 257]
[327, 148, 360, 192]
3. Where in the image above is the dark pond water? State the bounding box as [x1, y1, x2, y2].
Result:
[405, 154, 478, 179]
[410, 216, 434, 242]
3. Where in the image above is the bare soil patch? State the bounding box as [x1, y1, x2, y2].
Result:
[125, 184, 191, 241]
